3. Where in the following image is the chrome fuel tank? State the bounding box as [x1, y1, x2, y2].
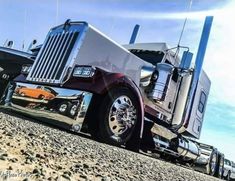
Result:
[171, 137, 200, 160]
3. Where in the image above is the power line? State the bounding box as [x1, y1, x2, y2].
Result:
[177, 0, 193, 47]
[56, 0, 59, 24]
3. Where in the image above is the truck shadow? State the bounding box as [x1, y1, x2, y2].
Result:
[0, 108, 91, 140]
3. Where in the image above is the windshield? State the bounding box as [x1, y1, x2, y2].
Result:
[130, 49, 164, 65]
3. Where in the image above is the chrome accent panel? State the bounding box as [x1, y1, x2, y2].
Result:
[140, 66, 155, 87]
[10, 82, 92, 132]
[148, 63, 174, 102]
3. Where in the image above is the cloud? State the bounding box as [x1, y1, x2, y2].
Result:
[202, 1, 235, 105]
[89, 9, 223, 20]
[59, 0, 231, 21]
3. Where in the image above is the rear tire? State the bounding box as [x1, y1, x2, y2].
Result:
[95, 88, 141, 147]
[216, 155, 224, 178]
[209, 149, 218, 176]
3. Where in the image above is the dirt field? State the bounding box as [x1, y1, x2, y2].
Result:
[0, 111, 220, 181]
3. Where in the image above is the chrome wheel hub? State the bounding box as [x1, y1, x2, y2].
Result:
[108, 96, 137, 136]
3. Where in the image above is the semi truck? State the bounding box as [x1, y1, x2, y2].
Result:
[0, 41, 36, 101]
[1, 16, 228, 178]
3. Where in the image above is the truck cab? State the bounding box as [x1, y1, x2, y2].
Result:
[0, 46, 34, 100]
[124, 43, 211, 140]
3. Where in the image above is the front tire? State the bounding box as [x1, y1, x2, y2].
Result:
[97, 88, 140, 146]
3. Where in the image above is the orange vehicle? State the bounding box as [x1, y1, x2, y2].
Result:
[17, 86, 57, 100]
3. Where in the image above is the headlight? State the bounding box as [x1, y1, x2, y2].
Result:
[73, 66, 96, 78]
[21, 64, 32, 74]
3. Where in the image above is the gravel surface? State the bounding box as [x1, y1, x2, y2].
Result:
[0, 111, 221, 181]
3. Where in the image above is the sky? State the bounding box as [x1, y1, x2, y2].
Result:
[0, 0, 235, 160]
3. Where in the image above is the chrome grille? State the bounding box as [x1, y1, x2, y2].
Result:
[27, 30, 79, 83]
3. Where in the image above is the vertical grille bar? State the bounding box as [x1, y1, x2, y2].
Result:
[34, 34, 58, 80]
[40, 32, 65, 81]
[37, 34, 60, 80]
[30, 35, 54, 78]
[51, 32, 77, 80]
[46, 31, 71, 80]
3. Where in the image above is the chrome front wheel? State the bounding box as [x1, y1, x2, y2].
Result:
[108, 96, 137, 137]
[96, 88, 140, 146]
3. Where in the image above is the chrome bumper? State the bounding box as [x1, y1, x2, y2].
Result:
[7, 82, 92, 132]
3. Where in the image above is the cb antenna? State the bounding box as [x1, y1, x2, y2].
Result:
[175, 0, 193, 56]
[22, 8, 28, 50]
[56, 0, 59, 24]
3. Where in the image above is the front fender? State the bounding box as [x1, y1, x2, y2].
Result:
[64, 67, 144, 140]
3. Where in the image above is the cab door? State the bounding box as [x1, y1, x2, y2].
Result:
[184, 70, 211, 139]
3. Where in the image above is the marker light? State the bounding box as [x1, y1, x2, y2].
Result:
[73, 66, 96, 78]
